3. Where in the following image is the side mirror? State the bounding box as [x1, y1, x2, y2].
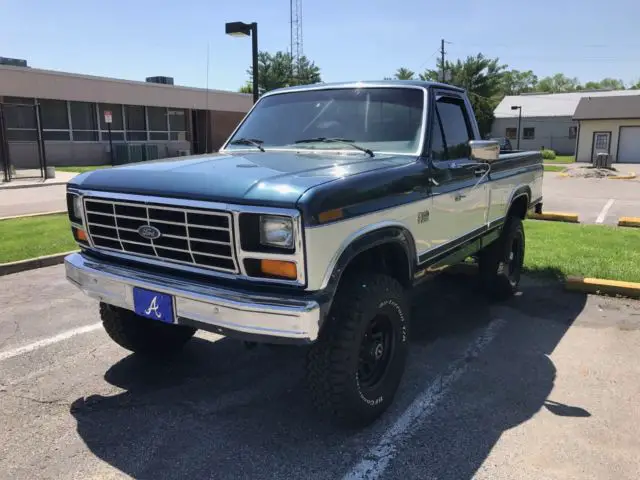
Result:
[469, 140, 500, 163]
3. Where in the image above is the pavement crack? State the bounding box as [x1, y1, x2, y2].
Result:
[1, 390, 68, 407]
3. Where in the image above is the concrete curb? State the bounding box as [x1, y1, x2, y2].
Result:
[527, 212, 579, 223]
[0, 251, 77, 277]
[618, 217, 640, 228]
[565, 276, 640, 299]
[0, 210, 67, 221]
[608, 172, 636, 180]
[0, 180, 67, 190]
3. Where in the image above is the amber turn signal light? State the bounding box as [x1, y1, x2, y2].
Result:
[318, 208, 344, 223]
[260, 259, 297, 279]
[73, 227, 88, 242]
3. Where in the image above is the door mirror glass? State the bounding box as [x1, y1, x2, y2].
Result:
[469, 140, 500, 163]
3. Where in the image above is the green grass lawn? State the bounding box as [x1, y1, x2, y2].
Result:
[56, 165, 111, 173]
[543, 165, 567, 173]
[544, 155, 575, 164]
[0, 214, 77, 263]
[524, 220, 640, 283]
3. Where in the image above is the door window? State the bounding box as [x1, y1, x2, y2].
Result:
[594, 133, 609, 150]
[430, 97, 472, 160]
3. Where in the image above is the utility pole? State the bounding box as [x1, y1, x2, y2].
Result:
[440, 38, 446, 83]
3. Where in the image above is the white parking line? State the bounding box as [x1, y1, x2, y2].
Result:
[343, 319, 506, 480]
[596, 199, 615, 224]
[0, 323, 102, 362]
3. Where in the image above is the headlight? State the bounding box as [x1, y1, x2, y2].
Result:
[72, 195, 84, 220]
[260, 215, 294, 249]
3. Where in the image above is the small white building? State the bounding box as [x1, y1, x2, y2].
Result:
[573, 95, 640, 164]
[491, 90, 640, 155]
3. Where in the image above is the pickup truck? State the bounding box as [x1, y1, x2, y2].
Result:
[64, 80, 543, 427]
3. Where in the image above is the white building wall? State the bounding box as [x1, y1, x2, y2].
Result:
[491, 116, 577, 155]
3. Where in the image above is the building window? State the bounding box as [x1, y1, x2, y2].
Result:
[523, 127, 535, 140]
[168, 108, 188, 141]
[3, 97, 38, 141]
[98, 103, 124, 141]
[569, 126, 577, 139]
[148, 106, 168, 140]
[505, 127, 517, 139]
[70, 101, 99, 141]
[38, 99, 70, 141]
[125, 105, 147, 141]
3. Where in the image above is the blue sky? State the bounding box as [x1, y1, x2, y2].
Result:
[2, 0, 640, 91]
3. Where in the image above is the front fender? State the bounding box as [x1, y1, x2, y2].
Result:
[321, 224, 417, 296]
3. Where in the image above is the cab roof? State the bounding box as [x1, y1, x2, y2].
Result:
[265, 80, 466, 95]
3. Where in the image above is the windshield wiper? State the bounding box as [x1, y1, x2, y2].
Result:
[294, 137, 374, 158]
[229, 138, 265, 152]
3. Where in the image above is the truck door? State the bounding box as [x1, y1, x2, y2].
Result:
[426, 93, 490, 251]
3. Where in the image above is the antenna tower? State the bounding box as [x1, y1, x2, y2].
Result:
[290, 0, 303, 79]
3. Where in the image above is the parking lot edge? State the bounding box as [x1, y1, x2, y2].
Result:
[565, 276, 640, 299]
[527, 212, 579, 223]
[0, 250, 79, 276]
[0, 210, 67, 221]
[618, 217, 640, 228]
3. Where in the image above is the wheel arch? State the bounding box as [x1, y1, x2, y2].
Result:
[506, 186, 532, 220]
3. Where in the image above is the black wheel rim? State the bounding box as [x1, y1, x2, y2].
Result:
[508, 233, 523, 281]
[358, 314, 395, 390]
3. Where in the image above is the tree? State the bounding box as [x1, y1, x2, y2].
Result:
[241, 50, 321, 95]
[394, 67, 416, 80]
[535, 73, 582, 93]
[420, 53, 507, 136]
[501, 69, 538, 95]
[583, 78, 626, 91]
[630, 80, 640, 90]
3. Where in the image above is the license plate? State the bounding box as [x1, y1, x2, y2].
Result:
[133, 287, 174, 323]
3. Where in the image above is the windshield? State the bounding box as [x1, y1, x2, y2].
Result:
[225, 87, 425, 155]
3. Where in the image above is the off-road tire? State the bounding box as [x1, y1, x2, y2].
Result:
[478, 216, 525, 300]
[100, 303, 196, 356]
[306, 273, 410, 427]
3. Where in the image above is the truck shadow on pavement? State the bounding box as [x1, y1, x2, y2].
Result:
[70, 273, 589, 480]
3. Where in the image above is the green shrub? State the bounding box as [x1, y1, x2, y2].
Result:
[541, 149, 556, 160]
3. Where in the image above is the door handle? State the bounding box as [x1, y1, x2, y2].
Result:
[454, 193, 466, 201]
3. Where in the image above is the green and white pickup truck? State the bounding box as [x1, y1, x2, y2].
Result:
[64, 80, 543, 426]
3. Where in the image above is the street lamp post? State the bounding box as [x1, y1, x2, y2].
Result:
[511, 105, 522, 150]
[225, 21, 259, 104]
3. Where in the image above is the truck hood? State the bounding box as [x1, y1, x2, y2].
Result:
[69, 151, 414, 206]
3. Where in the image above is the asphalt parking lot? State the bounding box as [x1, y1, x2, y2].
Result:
[542, 171, 640, 225]
[2, 265, 640, 479]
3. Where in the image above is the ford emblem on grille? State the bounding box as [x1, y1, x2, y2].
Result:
[137, 225, 161, 240]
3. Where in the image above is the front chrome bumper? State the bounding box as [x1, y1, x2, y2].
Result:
[65, 252, 320, 342]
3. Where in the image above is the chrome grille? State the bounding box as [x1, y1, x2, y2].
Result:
[83, 198, 238, 273]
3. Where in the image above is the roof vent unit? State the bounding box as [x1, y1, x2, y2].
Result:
[0, 57, 28, 67]
[145, 76, 174, 85]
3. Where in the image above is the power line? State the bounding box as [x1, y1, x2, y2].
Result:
[415, 48, 440, 73]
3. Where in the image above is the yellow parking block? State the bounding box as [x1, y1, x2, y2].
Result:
[527, 212, 579, 223]
[618, 217, 640, 228]
[566, 276, 640, 299]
